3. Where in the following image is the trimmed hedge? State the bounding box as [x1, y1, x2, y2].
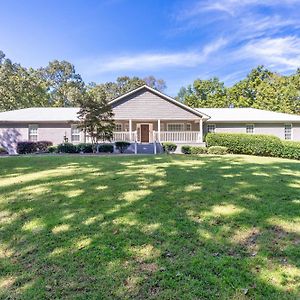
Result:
[17, 142, 37, 154]
[206, 133, 281, 157]
[115, 141, 131, 153]
[48, 146, 58, 153]
[36, 141, 53, 152]
[98, 144, 114, 153]
[162, 142, 177, 153]
[181, 145, 207, 154]
[205, 133, 300, 160]
[57, 143, 78, 154]
[77, 143, 94, 153]
[207, 146, 228, 155]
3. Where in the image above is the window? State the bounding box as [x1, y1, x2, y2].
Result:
[71, 125, 81, 142]
[167, 123, 184, 131]
[124, 123, 129, 132]
[28, 124, 38, 141]
[284, 124, 292, 140]
[186, 123, 192, 131]
[115, 123, 122, 132]
[207, 124, 216, 133]
[246, 124, 254, 134]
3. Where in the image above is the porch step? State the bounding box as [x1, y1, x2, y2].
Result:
[136, 143, 164, 154]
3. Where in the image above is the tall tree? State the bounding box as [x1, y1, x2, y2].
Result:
[180, 77, 228, 108]
[143, 75, 166, 92]
[77, 87, 115, 147]
[91, 76, 167, 101]
[0, 51, 48, 111]
[38, 60, 84, 107]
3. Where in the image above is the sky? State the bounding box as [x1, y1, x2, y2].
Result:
[1, 0, 300, 95]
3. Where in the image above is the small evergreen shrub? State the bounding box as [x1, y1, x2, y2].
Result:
[36, 141, 53, 152]
[207, 146, 228, 155]
[115, 141, 130, 153]
[57, 143, 78, 153]
[0, 147, 8, 155]
[162, 142, 177, 153]
[280, 141, 300, 160]
[48, 146, 58, 153]
[77, 143, 94, 153]
[98, 144, 114, 153]
[191, 146, 207, 154]
[181, 145, 192, 154]
[17, 141, 37, 154]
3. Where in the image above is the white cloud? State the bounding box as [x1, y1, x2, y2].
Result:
[78, 38, 227, 75]
[238, 36, 300, 71]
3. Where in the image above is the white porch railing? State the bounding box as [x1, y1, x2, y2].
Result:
[156, 131, 201, 142]
[112, 131, 137, 142]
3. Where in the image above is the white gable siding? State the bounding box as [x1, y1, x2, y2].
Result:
[112, 90, 200, 120]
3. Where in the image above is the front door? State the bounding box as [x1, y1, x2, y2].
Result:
[140, 124, 150, 143]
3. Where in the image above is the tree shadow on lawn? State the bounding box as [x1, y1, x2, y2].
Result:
[0, 155, 299, 299]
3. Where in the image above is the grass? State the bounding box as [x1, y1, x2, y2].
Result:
[0, 154, 299, 299]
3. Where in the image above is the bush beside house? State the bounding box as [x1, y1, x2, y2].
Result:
[206, 133, 300, 160]
[162, 142, 177, 153]
[0, 147, 8, 155]
[115, 141, 131, 153]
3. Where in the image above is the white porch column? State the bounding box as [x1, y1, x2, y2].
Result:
[158, 119, 161, 142]
[129, 119, 132, 142]
[199, 119, 203, 142]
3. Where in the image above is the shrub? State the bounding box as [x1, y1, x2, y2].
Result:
[207, 146, 228, 155]
[162, 142, 177, 153]
[17, 141, 37, 154]
[0, 147, 8, 155]
[36, 141, 53, 152]
[77, 143, 94, 153]
[48, 146, 58, 153]
[115, 141, 130, 153]
[98, 144, 114, 153]
[181, 145, 192, 154]
[280, 141, 300, 160]
[191, 146, 207, 154]
[206, 133, 282, 157]
[57, 143, 78, 153]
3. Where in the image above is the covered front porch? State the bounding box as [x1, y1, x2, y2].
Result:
[111, 119, 204, 143]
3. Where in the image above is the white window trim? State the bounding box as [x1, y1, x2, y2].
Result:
[71, 124, 81, 143]
[28, 124, 38, 142]
[115, 123, 123, 132]
[284, 124, 293, 140]
[186, 123, 192, 131]
[167, 123, 185, 132]
[246, 124, 255, 134]
[207, 124, 216, 133]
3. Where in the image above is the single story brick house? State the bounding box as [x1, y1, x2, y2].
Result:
[1, 85, 300, 154]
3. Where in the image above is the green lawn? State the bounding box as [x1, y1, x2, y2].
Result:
[0, 154, 299, 299]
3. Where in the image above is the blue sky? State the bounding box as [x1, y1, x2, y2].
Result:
[1, 0, 300, 95]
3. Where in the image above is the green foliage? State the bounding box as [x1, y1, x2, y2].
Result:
[37, 60, 84, 107]
[0, 147, 8, 154]
[182, 145, 208, 154]
[36, 141, 53, 152]
[98, 144, 114, 153]
[115, 141, 131, 153]
[17, 142, 37, 154]
[78, 87, 115, 144]
[178, 66, 300, 114]
[206, 133, 281, 156]
[77, 143, 94, 153]
[48, 146, 58, 153]
[206, 133, 300, 160]
[57, 143, 78, 154]
[162, 142, 177, 153]
[207, 146, 228, 155]
[181, 145, 192, 154]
